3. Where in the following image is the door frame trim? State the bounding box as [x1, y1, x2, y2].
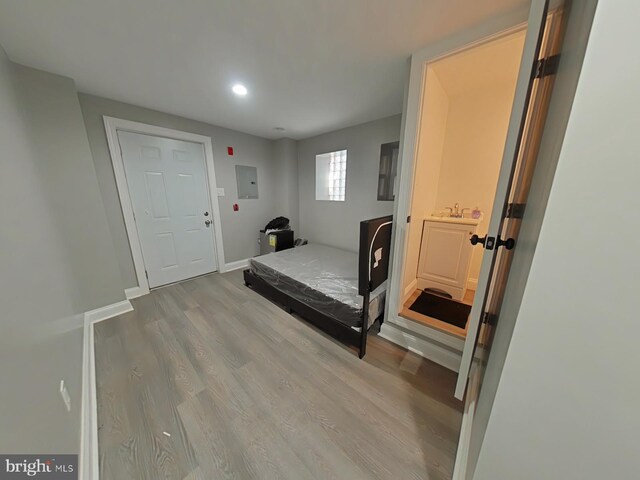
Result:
[452, 362, 481, 480]
[384, 10, 529, 356]
[381, 12, 530, 480]
[103, 116, 226, 295]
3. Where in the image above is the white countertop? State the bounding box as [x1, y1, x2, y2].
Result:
[425, 215, 481, 226]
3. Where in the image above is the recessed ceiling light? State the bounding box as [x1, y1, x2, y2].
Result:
[232, 84, 248, 96]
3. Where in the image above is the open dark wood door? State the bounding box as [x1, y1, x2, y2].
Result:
[455, 0, 566, 400]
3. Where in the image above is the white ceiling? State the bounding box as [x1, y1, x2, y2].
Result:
[0, 0, 529, 139]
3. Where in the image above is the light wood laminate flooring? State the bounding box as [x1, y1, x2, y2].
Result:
[95, 269, 463, 479]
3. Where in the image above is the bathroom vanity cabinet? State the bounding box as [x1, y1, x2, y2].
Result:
[417, 217, 479, 300]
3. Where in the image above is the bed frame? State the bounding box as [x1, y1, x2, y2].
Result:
[243, 215, 393, 358]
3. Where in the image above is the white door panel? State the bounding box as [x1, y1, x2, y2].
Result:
[118, 131, 218, 288]
[144, 171, 170, 218]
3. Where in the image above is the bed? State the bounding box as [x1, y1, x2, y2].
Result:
[243, 215, 393, 358]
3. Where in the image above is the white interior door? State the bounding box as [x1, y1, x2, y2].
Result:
[455, 0, 553, 400]
[118, 131, 218, 288]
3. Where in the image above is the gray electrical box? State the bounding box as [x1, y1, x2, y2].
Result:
[236, 165, 258, 199]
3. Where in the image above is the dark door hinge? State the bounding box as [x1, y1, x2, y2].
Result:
[145, 270, 149, 280]
[505, 203, 527, 219]
[482, 312, 498, 326]
[535, 54, 560, 79]
[407, 215, 411, 223]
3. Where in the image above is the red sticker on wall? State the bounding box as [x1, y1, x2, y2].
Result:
[227, 146, 234, 156]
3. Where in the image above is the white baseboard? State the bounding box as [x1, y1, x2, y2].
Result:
[452, 364, 481, 480]
[125, 285, 148, 300]
[223, 258, 251, 272]
[379, 322, 461, 372]
[467, 277, 478, 291]
[403, 279, 418, 303]
[84, 299, 133, 324]
[81, 298, 134, 480]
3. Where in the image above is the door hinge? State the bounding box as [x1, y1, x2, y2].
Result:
[505, 203, 526, 219]
[406, 215, 411, 223]
[482, 312, 498, 325]
[145, 270, 148, 280]
[534, 54, 560, 79]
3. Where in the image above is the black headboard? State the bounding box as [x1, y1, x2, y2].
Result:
[358, 215, 393, 296]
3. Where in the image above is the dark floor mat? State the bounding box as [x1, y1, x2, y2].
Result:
[409, 291, 471, 329]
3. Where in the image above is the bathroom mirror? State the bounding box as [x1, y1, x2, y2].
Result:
[235, 165, 259, 199]
[377, 141, 399, 201]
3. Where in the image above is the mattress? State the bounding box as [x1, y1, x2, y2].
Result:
[249, 244, 386, 329]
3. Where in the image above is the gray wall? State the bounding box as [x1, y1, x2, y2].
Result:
[273, 138, 299, 232]
[78, 94, 284, 288]
[13, 67, 124, 311]
[297, 114, 401, 252]
[474, 1, 640, 478]
[0, 48, 120, 452]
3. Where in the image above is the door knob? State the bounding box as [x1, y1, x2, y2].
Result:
[204, 211, 209, 216]
[496, 236, 515, 250]
[470, 234, 487, 246]
[471, 234, 498, 250]
[205, 220, 211, 227]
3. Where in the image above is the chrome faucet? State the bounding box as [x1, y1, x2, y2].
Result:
[446, 203, 467, 218]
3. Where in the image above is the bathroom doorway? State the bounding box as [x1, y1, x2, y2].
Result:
[399, 29, 527, 338]
[383, 0, 596, 476]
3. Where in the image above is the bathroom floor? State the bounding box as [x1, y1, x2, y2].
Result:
[400, 289, 476, 339]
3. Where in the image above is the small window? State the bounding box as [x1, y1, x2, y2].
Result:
[377, 141, 400, 201]
[315, 150, 347, 201]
